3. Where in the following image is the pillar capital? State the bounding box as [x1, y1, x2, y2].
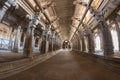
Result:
[6, 0, 19, 9]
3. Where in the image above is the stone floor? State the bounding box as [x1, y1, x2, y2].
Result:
[0, 49, 120, 63]
[1, 50, 120, 80]
[0, 52, 41, 63]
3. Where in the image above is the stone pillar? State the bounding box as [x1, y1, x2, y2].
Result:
[8, 27, 14, 50]
[84, 26, 95, 54]
[48, 38, 52, 52]
[23, 21, 36, 57]
[13, 26, 21, 53]
[51, 38, 54, 51]
[0, 0, 16, 22]
[75, 35, 79, 51]
[87, 30, 95, 54]
[38, 37, 42, 50]
[46, 35, 49, 53]
[76, 34, 81, 51]
[80, 39, 82, 51]
[20, 32, 26, 49]
[82, 37, 85, 52]
[53, 38, 56, 51]
[39, 37, 42, 52]
[89, 7, 114, 56]
[40, 31, 47, 54]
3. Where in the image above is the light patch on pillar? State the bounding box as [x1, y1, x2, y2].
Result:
[111, 25, 119, 52]
[95, 35, 101, 51]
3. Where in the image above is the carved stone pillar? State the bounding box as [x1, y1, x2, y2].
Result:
[13, 26, 21, 53]
[87, 30, 95, 54]
[53, 38, 56, 51]
[48, 38, 52, 52]
[20, 32, 26, 49]
[78, 32, 85, 52]
[78, 31, 82, 51]
[81, 37, 85, 52]
[75, 35, 79, 51]
[23, 21, 36, 57]
[8, 27, 14, 50]
[40, 31, 47, 54]
[84, 26, 95, 54]
[51, 38, 53, 51]
[38, 37, 42, 51]
[76, 33, 81, 51]
[46, 35, 49, 53]
[80, 39, 82, 51]
[89, 7, 114, 56]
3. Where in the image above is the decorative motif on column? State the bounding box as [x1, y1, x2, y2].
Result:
[0, 0, 19, 22]
[13, 25, 21, 53]
[89, 7, 114, 56]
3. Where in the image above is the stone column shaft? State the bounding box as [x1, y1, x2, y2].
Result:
[23, 21, 36, 57]
[82, 37, 85, 51]
[8, 27, 14, 50]
[84, 27, 95, 54]
[40, 31, 48, 54]
[13, 26, 21, 53]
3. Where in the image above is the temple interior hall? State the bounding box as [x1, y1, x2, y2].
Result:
[0, 0, 120, 80]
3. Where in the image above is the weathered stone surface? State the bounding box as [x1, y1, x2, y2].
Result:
[2, 51, 120, 80]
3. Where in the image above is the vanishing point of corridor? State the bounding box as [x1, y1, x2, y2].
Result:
[2, 50, 120, 80]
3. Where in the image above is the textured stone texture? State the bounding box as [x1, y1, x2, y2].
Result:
[2, 50, 120, 80]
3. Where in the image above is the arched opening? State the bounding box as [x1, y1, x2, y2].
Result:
[35, 38, 39, 47]
[111, 24, 119, 52]
[94, 33, 103, 55]
[62, 40, 71, 49]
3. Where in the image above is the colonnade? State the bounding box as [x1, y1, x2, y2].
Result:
[72, 2, 120, 56]
[0, 0, 62, 57]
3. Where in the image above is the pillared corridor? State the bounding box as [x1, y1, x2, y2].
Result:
[0, 0, 120, 80]
[2, 50, 120, 80]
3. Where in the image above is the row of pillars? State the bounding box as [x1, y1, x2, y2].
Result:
[72, 5, 120, 56]
[7, 22, 61, 57]
[0, 0, 62, 57]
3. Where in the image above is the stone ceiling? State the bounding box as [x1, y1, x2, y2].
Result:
[51, 0, 75, 40]
[24, 0, 120, 41]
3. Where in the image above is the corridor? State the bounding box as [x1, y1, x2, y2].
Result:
[2, 50, 120, 80]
